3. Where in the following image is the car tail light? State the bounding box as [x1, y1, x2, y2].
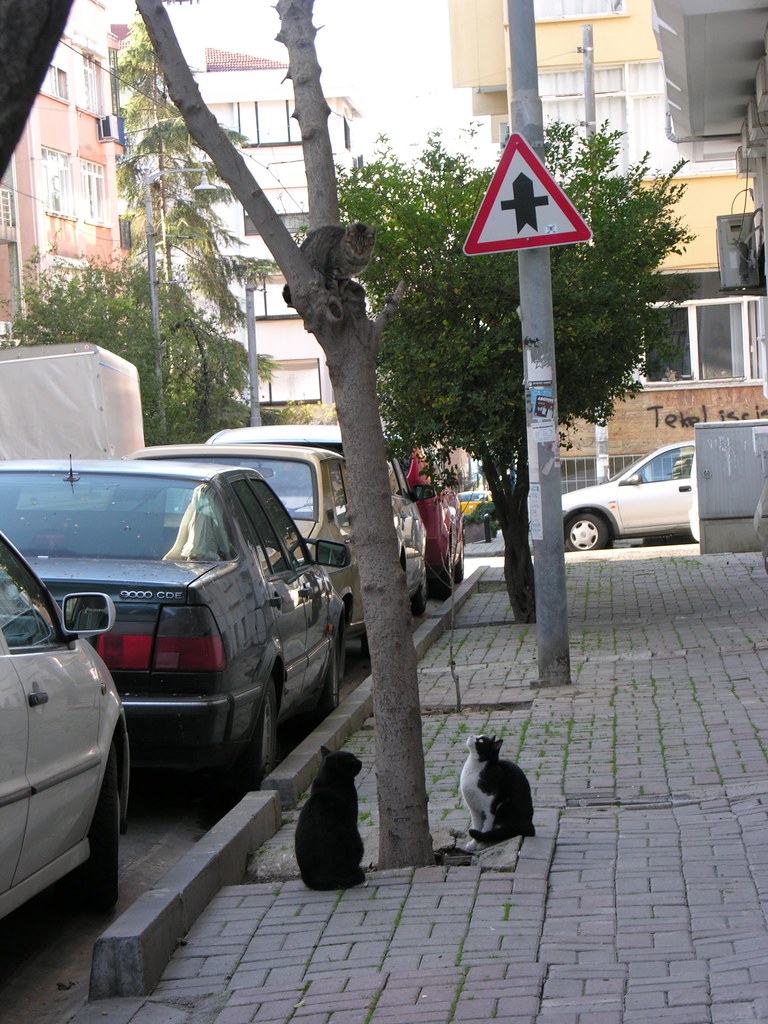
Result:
[97, 633, 154, 670]
[153, 606, 226, 671]
[96, 606, 226, 673]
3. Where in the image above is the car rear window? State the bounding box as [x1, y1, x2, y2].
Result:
[0, 472, 236, 562]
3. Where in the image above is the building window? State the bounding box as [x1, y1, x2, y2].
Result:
[539, 60, 679, 173]
[253, 100, 293, 144]
[81, 160, 106, 222]
[343, 117, 352, 151]
[119, 217, 132, 249]
[42, 148, 74, 215]
[647, 274, 760, 383]
[260, 359, 322, 404]
[44, 64, 68, 101]
[535, 0, 623, 16]
[82, 54, 100, 113]
[108, 47, 120, 115]
[244, 209, 308, 237]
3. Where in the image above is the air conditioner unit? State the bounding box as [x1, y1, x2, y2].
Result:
[747, 97, 768, 143]
[736, 144, 759, 179]
[757, 56, 768, 113]
[97, 114, 124, 145]
[716, 212, 764, 292]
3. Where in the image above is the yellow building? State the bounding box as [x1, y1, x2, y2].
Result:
[448, 0, 767, 466]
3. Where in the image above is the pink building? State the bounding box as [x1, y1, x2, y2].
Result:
[0, 0, 126, 333]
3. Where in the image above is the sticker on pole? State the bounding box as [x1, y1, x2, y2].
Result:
[464, 133, 592, 255]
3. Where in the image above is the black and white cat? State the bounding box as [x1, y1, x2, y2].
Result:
[460, 734, 535, 851]
[294, 745, 366, 890]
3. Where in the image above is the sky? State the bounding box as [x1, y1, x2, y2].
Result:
[104, 0, 499, 166]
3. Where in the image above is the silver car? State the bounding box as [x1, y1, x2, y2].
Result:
[562, 441, 697, 551]
[0, 530, 129, 920]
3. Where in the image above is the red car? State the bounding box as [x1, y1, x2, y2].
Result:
[406, 456, 464, 600]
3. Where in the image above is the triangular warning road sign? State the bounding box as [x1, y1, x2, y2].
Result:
[464, 133, 592, 256]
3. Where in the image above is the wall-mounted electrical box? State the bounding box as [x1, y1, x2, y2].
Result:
[716, 212, 763, 292]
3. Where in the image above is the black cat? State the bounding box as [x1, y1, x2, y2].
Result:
[460, 734, 535, 849]
[283, 222, 376, 306]
[294, 745, 366, 890]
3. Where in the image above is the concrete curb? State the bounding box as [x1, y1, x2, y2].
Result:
[88, 569, 484, 1000]
[262, 569, 482, 810]
[89, 790, 281, 999]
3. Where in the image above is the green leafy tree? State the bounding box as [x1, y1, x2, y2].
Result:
[7, 255, 274, 444]
[338, 125, 693, 620]
[118, 19, 273, 330]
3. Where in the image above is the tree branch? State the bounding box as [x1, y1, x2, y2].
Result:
[136, 0, 311, 291]
[275, 0, 339, 228]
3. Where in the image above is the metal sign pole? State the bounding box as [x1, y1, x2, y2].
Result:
[508, 0, 571, 687]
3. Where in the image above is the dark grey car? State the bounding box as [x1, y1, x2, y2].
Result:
[0, 460, 347, 792]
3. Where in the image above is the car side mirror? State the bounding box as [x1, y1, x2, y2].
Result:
[62, 592, 116, 636]
[621, 473, 643, 486]
[412, 484, 436, 501]
[312, 539, 351, 568]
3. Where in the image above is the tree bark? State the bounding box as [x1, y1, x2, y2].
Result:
[0, 0, 74, 175]
[137, 0, 434, 869]
[483, 453, 536, 623]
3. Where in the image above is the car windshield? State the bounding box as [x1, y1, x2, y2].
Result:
[0, 472, 237, 561]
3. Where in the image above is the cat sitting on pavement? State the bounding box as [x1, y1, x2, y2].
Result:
[460, 734, 535, 851]
[294, 745, 366, 890]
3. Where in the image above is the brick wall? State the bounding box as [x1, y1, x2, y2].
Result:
[563, 382, 768, 457]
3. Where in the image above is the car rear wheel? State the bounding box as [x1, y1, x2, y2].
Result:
[428, 564, 453, 601]
[565, 512, 610, 552]
[454, 535, 465, 584]
[70, 743, 120, 912]
[234, 678, 278, 792]
[410, 566, 429, 616]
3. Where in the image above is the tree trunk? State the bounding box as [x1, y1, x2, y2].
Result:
[137, 0, 434, 869]
[483, 453, 536, 623]
[319, 290, 431, 868]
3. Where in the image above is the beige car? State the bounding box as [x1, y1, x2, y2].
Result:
[129, 443, 366, 643]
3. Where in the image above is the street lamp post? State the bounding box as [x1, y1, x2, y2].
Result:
[245, 284, 262, 427]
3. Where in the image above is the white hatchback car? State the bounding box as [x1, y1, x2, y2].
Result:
[562, 441, 697, 551]
[0, 529, 129, 921]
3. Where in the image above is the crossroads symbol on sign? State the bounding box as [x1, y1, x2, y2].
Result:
[464, 133, 591, 255]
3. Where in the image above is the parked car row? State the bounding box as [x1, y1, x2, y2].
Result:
[205, 424, 466, 608]
[0, 424, 468, 919]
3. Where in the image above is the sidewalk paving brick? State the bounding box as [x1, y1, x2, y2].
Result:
[77, 549, 768, 1024]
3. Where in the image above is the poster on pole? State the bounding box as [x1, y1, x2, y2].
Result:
[464, 133, 591, 255]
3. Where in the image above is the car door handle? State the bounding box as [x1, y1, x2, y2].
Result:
[28, 691, 49, 707]
[679, 485, 692, 492]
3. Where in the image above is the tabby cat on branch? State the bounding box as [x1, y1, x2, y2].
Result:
[283, 222, 376, 307]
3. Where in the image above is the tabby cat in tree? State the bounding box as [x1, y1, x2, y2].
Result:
[294, 746, 366, 890]
[283, 222, 376, 307]
[460, 734, 535, 850]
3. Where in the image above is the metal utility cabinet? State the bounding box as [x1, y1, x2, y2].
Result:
[694, 419, 768, 554]
[0, 343, 145, 459]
